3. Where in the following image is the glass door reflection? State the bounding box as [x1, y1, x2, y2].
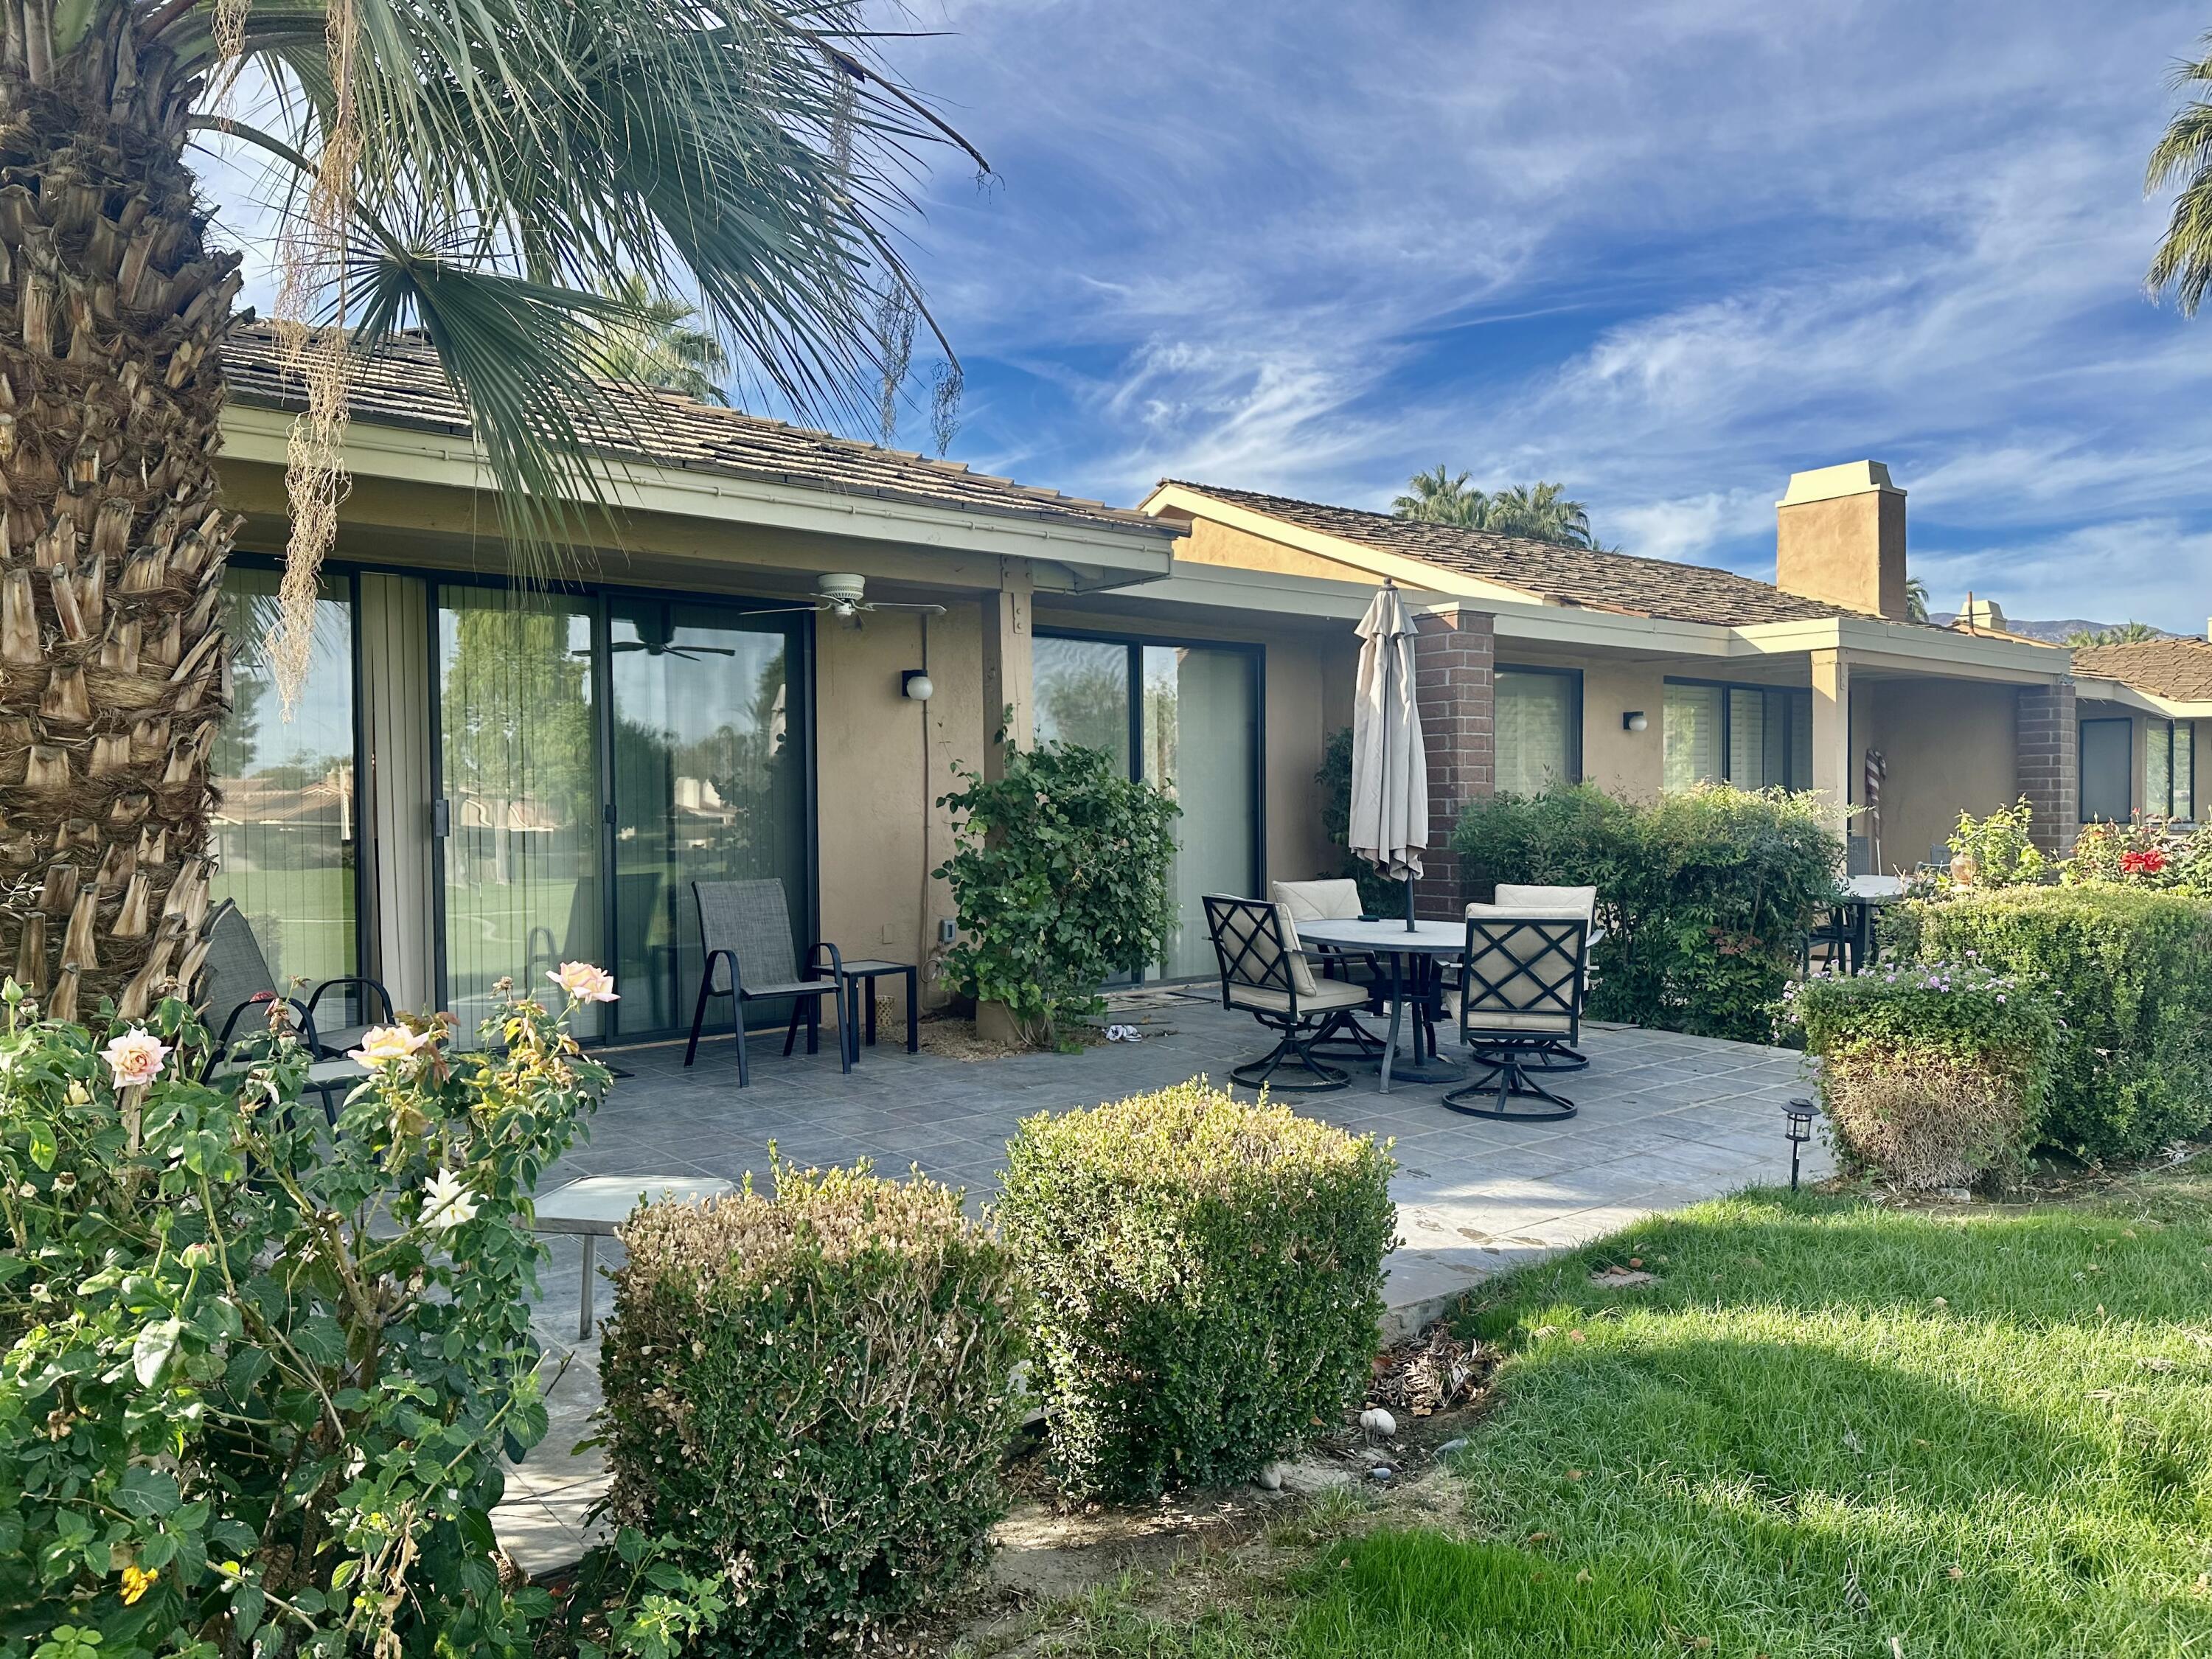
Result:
[435, 589, 605, 1038]
[607, 601, 807, 1037]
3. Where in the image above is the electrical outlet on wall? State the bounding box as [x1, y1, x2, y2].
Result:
[881, 922, 895, 945]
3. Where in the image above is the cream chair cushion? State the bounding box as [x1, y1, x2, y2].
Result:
[1489, 885, 1598, 921]
[1272, 878, 1364, 924]
[1231, 978, 1370, 1017]
[1214, 900, 1322, 999]
[1439, 989, 1573, 1034]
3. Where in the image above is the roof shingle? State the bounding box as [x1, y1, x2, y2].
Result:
[1162, 480, 1875, 628]
[222, 324, 1173, 540]
[2073, 640, 2212, 702]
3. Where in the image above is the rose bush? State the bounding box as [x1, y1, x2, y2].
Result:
[0, 973, 700, 1659]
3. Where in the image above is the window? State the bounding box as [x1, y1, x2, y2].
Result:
[1034, 631, 1261, 979]
[2079, 718, 2132, 822]
[1494, 668, 1581, 796]
[1664, 680, 1812, 791]
[210, 566, 361, 992]
[2148, 719, 2196, 821]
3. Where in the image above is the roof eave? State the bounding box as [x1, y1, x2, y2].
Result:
[220, 399, 1183, 574]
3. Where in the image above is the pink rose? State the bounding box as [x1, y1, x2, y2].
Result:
[102, 1029, 170, 1089]
[348, 1025, 436, 1066]
[548, 961, 619, 1004]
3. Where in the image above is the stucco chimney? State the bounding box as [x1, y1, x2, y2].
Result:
[1775, 461, 1909, 621]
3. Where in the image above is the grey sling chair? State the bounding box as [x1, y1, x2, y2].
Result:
[1203, 894, 1371, 1093]
[683, 879, 852, 1085]
[1440, 913, 1590, 1123]
[198, 899, 392, 1123]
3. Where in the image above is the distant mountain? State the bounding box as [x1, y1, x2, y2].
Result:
[1928, 614, 2174, 644]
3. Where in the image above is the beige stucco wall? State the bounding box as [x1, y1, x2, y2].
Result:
[1851, 678, 2019, 872]
[1573, 658, 1668, 799]
[1164, 512, 1376, 583]
[813, 603, 985, 1010]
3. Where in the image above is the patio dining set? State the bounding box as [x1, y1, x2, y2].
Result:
[1200, 879, 1604, 1122]
[1200, 872, 1905, 1124]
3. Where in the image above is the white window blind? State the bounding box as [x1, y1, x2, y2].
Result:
[1664, 684, 1723, 792]
[1495, 671, 1576, 796]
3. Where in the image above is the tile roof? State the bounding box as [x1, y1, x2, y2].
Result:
[1161, 480, 1877, 628]
[222, 324, 1175, 540]
[2073, 640, 2212, 702]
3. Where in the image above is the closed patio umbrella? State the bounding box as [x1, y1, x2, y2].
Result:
[1349, 580, 1427, 931]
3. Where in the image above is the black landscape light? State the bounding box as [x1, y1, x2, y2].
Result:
[1784, 1097, 1819, 1190]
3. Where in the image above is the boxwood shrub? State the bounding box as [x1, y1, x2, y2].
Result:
[600, 1164, 1023, 1656]
[1781, 961, 2056, 1189]
[1453, 781, 1844, 1041]
[1907, 886, 2212, 1161]
[996, 1082, 1397, 1500]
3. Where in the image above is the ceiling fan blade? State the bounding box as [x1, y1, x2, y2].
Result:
[866, 602, 950, 615]
[740, 603, 827, 617]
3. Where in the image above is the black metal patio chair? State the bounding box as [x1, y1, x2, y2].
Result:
[201, 900, 397, 1062]
[1269, 877, 1388, 1060]
[198, 900, 383, 1123]
[1490, 884, 1599, 1071]
[681, 879, 851, 1085]
[1441, 914, 1589, 1123]
[1203, 894, 1371, 1093]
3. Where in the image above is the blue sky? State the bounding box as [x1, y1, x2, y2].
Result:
[863, 0, 2212, 630]
[197, 0, 2212, 630]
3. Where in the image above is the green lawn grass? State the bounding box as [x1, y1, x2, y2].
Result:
[1020, 1168, 2212, 1658]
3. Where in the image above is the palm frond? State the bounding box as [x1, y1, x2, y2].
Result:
[347, 236, 653, 574]
[176, 0, 979, 579]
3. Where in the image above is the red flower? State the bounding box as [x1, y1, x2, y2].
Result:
[2119, 848, 2168, 877]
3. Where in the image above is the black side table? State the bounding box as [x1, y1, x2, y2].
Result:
[835, 959, 920, 1056]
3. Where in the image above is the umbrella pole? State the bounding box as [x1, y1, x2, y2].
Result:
[1405, 873, 1416, 931]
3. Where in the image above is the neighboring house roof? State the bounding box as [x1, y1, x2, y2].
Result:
[222, 324, 1171, 540]
[1156, 480, 1886, 628]
[2073, 640, 2212, 703]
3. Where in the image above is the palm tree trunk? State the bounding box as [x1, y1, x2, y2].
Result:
[0, 13, 238, 1023]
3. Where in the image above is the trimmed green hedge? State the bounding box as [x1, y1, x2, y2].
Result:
[1782, 961, 2056, 1188]
[996, 1082, 1397, 1500]
[602, 1164, 1024, 1655]
[1907, 886, 2212, 1161]
[1453, 782, 1844, 1042]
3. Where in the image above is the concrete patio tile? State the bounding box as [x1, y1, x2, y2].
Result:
[498, 1007, 1828, 1573]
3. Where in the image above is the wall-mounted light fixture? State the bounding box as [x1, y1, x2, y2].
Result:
[1622, 710, 1648, 733]
[902, 669, 935, 703]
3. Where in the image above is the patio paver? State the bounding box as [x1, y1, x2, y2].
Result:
[498, 992, 1829, 1575]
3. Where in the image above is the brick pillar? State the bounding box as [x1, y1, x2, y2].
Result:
[1413, 608, 1495, 920]
[2016, 680, 2076, 855]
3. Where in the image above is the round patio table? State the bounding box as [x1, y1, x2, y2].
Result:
[1293, 918, 1469, 1095]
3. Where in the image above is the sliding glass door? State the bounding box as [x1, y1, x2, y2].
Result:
[435, 591, 605, 1038]
[210, 566, 361, 990]
[433, 585, 811, 1043]
[607, 601, 807, 1037]
[1035, 630, 1260, 980]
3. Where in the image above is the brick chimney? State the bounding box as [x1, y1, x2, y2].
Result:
[1775, 461, 1909, 620]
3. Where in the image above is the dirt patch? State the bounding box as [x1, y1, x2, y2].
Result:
[919, 1329, 1498, 1653]
[914, 1012, 1179, 1062]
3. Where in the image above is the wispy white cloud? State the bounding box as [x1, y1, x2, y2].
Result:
[190, 0, 2212, 629]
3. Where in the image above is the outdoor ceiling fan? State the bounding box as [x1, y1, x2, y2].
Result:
[744, 573, 947, 620]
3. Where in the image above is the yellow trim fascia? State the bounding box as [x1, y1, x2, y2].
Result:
[220, 403, 1180, 574]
